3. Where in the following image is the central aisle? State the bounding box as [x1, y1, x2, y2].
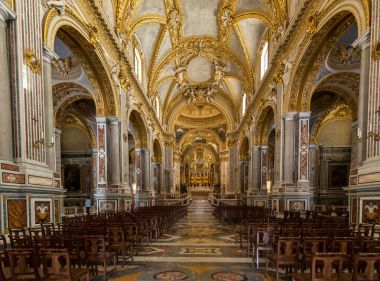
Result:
[111, 200, 269, 281]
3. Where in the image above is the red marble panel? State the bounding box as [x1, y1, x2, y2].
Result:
[54, 200, 59, 224]
[2, 173, 25, 184]
[1, 163, 19, 172]
[352, 198, 357, 224]
[8, 200, 27, 228]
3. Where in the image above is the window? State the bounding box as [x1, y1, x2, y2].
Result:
[134, 48, 142, 82]
[260, 41, 269, 79]
[242, 93, 247, 116]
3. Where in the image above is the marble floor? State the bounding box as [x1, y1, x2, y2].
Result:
[106, 200, 276, 281]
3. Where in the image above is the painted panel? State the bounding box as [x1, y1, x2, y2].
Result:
[2, 173, 25, 184]
[30, 199, 53, 226]
[7, 200, 27, 228]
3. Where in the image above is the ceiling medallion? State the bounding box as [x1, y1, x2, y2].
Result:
[174, 55, 226, 107]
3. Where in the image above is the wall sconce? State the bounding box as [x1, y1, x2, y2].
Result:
[32, 137, 55, 148]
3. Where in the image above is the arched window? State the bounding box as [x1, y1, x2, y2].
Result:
[134, 48, 142, 82]
[260, 41, 269, 79]
[242, 93, 247, 116]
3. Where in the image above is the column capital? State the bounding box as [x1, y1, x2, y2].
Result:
[298, 111, 311, 119]
[107, 116, 120, 125]
[260, 145, 268, 150]
[283, 112, 298, 121]
[54, 128, 62, 135]
[353, 28, 371, 50]
[96, 116, 107, 123]
[43, 44, 59, 63]
[0, 1, 16, 23]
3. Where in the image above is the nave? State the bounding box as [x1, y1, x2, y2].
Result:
[110, 200, 265, 281]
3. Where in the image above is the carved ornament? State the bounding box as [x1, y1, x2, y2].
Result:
[23, 49, 41, 74]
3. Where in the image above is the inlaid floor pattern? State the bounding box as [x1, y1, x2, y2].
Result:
[106, 200, 272, 281]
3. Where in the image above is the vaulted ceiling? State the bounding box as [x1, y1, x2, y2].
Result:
[114, 0, 287, 135]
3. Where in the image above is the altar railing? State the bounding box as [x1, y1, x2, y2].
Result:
[158, 193, 192, 206]
[208, 193, 245, 206]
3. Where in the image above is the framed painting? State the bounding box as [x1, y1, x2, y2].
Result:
[360, 198, 380, 224]
[64, 164, 81, 192]
[31, 198, 53, 226]
[287, 199, 307, 212]
[98, 199, 117, 212]
[329, 163, 349, 190]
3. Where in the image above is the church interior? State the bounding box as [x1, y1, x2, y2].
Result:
[0, 0, 380, 280]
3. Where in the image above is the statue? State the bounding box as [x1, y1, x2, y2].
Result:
[44, 0, 66, 15]
[111, 64, 120, 87]
[220, 6, 233, 28]
[212, 59, 226, 88]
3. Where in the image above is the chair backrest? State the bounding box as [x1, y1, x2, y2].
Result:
[332, 238, 354, 255]
[108, 228, 125, 244]
[304, 238, 327, 255]
[352, 253, 380, 281]
[256, 230, 273, 246]
[311, 253, 344, 281]
[7, 248, 41, 280]
[276, 237, 301, 258]
[84, 235, 106, 255]
[42, 248, 71, 281]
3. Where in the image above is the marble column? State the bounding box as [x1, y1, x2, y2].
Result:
[353, 30, 371, 164]
[164, 140, 174, 193]
[228, 145, 238, 193]
[141, 148, 150, 192]
[220, 151, 229, 192]
[283, 112, 297, 184]
[135, 148, 142, 193]
[251, 146, 261, 191]
[109, 118, 121, 188]
[96, 117, 108, 188]
[43, 45, 57, 170]
[0, 4, 15, 161]
[308, 144, 318, 188]
[297, 112, 311, 184]
[54, 128, 61, 174]
[260, 146, 268, 191]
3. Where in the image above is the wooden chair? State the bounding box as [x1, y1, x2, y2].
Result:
[42, 248, 90, 281]
[84, 235, 116, 281]
[253, 229, 274, 268]
[108, 228, 133, 266]
[6, 248, 42, 281]
[300, 238, 328, 273]
[293, 253, 345, 281]
[266, 237, 301, 281]
[341, 253, 380, 281]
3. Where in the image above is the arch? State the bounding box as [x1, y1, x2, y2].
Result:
[253, 105, 276, 145]
[285, 11, 357, 112]
[239, 136, 249, 160]
[43, 8, 119, 116]
[318, 0, 370, 37]
[53, 82, 95, 128]
[127, 15, 166, 36]
[178, 129, 225, 151]
[234, 10, 276, 30]
[127, 110, 148, 148]
[152, 139, 163, 163]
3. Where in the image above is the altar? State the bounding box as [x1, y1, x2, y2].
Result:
[187, 185, 214, 199]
